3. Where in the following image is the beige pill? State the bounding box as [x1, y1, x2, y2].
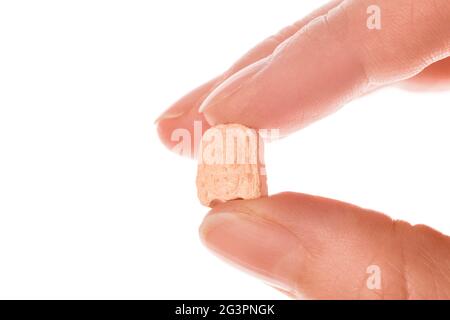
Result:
[196, 124, 267, 207]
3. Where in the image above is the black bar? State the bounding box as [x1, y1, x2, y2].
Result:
[0, 300, 447, 318]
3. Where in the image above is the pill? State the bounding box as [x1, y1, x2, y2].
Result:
[196, 124, 267, 207]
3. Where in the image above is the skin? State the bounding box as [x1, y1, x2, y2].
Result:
[156, 0, 450, 299]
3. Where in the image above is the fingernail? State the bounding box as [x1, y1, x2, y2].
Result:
[154, 106, 188, 124]
[198, 58, 268, 114]
[199, 211, 302, 294]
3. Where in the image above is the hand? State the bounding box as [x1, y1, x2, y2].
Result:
[156, 0, 450, 299]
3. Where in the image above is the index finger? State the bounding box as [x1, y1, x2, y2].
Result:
[156, 0, 344, 155]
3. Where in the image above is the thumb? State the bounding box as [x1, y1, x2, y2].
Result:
[199, 0, 450, 135]
[199, 192, 450, 299]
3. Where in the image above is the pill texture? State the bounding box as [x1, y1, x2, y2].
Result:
[196, 124, 267, 207]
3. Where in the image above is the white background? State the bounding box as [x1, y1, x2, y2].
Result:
[0, 1, 449, 299]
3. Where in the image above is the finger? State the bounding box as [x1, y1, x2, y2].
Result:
[156, 77, 217, 153]
[200, 192, 450, 299]
[401, 57, 450, 91]
[156, 0, 344, 153]
[199, 0, 450, 135]
[222, 0, 344, 79]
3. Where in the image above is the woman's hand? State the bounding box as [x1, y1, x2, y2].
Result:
[156, 0, 450, 299]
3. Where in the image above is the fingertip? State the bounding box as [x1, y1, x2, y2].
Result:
[156, 116, 179, 151]
[155, 78, 218, 155]
[156, 111, 210, 158]
[198, 210, 303, 295]
[198, 211, 227, 248]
